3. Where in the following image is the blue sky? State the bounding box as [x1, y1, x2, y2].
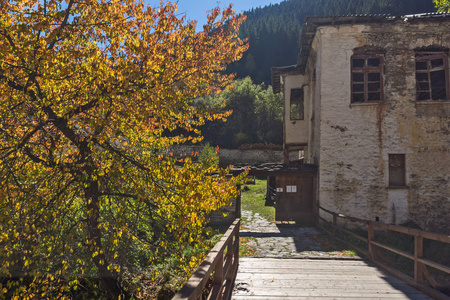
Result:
[146, 0, 285, 29]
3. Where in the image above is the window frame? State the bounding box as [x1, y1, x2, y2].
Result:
[351, 54, 384, 103]
[389, 154, 406, 187]
[415, 52, 449, 101]
[290, 88, 304, 121]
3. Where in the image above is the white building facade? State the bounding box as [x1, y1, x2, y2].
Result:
[272, 13, 450, 234]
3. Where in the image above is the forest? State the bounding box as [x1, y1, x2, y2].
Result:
[227, 0, 437, 84]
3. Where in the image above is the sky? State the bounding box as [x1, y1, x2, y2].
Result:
[146, 0, 285, 29]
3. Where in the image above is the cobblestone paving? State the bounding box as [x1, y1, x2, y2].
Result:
[240, 209, 361, 259]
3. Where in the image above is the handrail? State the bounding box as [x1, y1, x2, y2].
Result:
[318, 206, 450, 300]
[172, 218, 240, 300]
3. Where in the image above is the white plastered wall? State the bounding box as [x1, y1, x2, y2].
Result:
[283, 74, 309, 146]
[313, 22, 450, 233]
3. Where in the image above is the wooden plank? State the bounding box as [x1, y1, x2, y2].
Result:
[238, 260, 374, 267]
[415, 235, 424, 284]
[236, 276, 422, 287]
[235, 274, 404, 281]
[237, 269, 385, 274]
[209, 282, 224, 300]
[233, 296, 432, 300]
[372, 221, 450, 244]
[233, 288, 431, 297]
[237, 264, 386, 271]
[237, 280, 420, 290]
[238, 266, 378, 271]
[222, 258, 239, 300]
[371, 240, 415, 260]
[368, 223, 376, 260]
[422, 265, 439, 290]
[237, 266, 383, 272]
[239, 257, 370, 265]
[418, 257, 450, 274]
[233, 258, 433, 300]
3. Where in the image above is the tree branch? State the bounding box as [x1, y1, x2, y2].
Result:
[48, 0, 75, 50]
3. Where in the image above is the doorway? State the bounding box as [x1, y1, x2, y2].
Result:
[275, 174, 315, 224]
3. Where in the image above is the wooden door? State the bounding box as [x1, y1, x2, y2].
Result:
[275, 175, 314, 223]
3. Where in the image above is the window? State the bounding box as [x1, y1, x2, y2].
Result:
[351, 54, 383, 103]
[290, 88, 304, 120]
[389, 154, 406, 187]
[415, 52, 449, 101]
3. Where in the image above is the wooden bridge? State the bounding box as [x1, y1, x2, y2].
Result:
[233, 258, 432, 299]
[172, 207, 450, 300]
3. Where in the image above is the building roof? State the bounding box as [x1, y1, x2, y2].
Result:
[230, 162, 317, 176]
[271, 12, 450, 93]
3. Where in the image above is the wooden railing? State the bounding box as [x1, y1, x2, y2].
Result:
[318, 206, 450, 300]
[172, 218, 240, 300]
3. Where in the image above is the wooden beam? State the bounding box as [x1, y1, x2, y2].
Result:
[414, 235, 424, 284]
[418, 257, 450, 274]
[371, 240, 414, 261]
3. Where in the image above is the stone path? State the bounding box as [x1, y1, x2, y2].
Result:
[240, 209, 361, 259]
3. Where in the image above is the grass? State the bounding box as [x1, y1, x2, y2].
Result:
[239, 237, 258, 257]
[239, 178, 272, 257]
[241, 178, 275, 222]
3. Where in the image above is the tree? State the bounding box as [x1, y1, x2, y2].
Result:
[198, 142, 219, 169]
[434, 0, 450, 11]
[0, 0, 247, 298]
[227, 0, 436, 84]
[199, 77, 283, 148]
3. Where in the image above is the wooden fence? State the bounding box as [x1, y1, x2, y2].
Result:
[318, 205, 450, 300]
[172, 218, 240, 300]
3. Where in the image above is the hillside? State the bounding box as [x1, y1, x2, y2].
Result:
[227, 0, 437, 84]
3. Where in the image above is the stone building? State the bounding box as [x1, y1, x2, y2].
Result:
[271, 13, 450, 234]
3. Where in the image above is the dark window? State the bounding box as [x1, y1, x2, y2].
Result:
[351, 54, 384, 103]
[415, 53, 449, 101]
[290, 88, 304, 120]
[389, 154, 406, 187]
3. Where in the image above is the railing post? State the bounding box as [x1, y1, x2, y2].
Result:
[225, 237, 233, 281]
[414, 235, 424, 284]
[236, 184, 241, 218]
[213, 251, 224, 300]
[235, 221, 240, 265]
[368, 223, 376, 261]
[333, 213, 337, 236]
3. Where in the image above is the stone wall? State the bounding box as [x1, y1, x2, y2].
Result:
[171, 145, 284, 166]
[312, 20, 450, 233]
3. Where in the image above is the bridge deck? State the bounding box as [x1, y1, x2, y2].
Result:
[232, 258, 433, 299]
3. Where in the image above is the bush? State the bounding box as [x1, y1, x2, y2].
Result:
[199, 143, 219, 169]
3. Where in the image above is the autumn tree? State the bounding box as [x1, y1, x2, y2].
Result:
[434, 0, 450, 11]
[0, 0, 247, 298]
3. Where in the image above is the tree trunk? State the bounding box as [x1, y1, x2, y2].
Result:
[85, 177, 129, 299]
